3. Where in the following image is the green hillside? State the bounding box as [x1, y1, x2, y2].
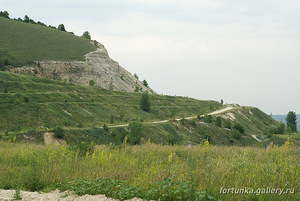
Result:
[0, 71, 286, 146]
[0, 17, 96, 66]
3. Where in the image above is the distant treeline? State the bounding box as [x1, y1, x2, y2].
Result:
[0, 10, 91, 39]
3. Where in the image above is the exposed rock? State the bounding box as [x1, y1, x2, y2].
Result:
[7, 43, 154, 93]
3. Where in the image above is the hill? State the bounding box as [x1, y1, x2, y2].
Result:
[0, 71, 284, 146]
[0, 16, 96, 66]
[0, 16, 152, 93]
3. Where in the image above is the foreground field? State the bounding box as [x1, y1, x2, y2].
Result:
[0, 141, 298, 201]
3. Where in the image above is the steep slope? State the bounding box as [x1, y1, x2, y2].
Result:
[0, 16, 152, 93]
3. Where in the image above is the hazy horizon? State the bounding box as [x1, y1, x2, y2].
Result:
[1, 0, 300, 115]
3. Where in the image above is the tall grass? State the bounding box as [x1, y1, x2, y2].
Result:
[0, 140, 298, 200]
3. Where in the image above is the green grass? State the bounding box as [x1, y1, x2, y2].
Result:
[0, 17, 96, 66]
[0, 71, 224, 142]
[0, 141, 298, 201]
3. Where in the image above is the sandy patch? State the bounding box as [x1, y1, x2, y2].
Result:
[44, 132, 66, 145]
[0, 189, 143, 201]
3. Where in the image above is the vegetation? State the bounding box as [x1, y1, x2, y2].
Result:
[286, 111, 297, 133]
[82, 31, 91, 40]
[0, 141, 297, 201]
[53, 126, 65, 139]
[140, 91, 151, 112]
[142, 80, 148, 87]
[0, 16, 96, 66]
[89, 79, 95, 86]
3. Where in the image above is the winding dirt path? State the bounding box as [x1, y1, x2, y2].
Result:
[108, 106, 235, 128]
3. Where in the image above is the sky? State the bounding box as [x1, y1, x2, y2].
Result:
[1, 0, 300, 115]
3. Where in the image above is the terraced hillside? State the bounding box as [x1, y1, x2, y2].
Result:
[0, 71, 283, 146]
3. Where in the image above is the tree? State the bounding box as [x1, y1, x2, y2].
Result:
[140, 91, 151, 112]
[58, 24, 66, 32]
[0, 11, 9, 18]
[128, 121, 142, 145]
[220, 99, 224, 105]
[134, 73, 139, 79]
[142, 80, 148, 87]
[286, 111, 297, 132]
[82, 31, 91, 39]
[23, 15, 30, 23]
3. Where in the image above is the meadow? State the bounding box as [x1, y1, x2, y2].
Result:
[0, 140, 298, 201]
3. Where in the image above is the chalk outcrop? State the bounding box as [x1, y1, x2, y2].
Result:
[9, 43, 153, 93]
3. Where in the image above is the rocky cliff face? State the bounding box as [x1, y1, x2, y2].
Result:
[8, 43, 154, 93]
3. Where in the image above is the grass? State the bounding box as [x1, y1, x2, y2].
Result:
[0, 17, 96, 66]
[0, 71, 223, 140]
[0, 140, 298, 200]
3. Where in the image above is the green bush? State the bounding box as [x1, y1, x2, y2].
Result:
[53, 126, 65, 139]
[89, 80, 95, 86]
[215, 116, 222, 127]
[232, 130, 241, 140]
[128, 121, 142, 145]
[233, 122, 245, 134]
[140, 91, 151, 112]
[203, 115, 212, 123]
[224, 119, 232, 129]
[103, 124, 109, 132]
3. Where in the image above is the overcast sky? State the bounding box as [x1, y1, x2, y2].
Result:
[2, 0, 300, 114]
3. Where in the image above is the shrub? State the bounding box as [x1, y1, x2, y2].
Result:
[224, 119, 232, 129]
[128, 121, 142, 145]
[23, 97, 29, 103]
[3, 88, 8, 93]
[82, 31, 91, 40]
[72, 141, 95, 156]
[142, 80, 148, 87]
[103, 124, 109, 132]
[53, 126, 65, 139]
[89, 80, 95, 86]
[215, 116, 222, 127]
[233, 122, 245, 134]
[203, 115, 212, 123]
[232, 130, 241, 140]
[110, 115, 114, 124]
[140, 91, 151, 112]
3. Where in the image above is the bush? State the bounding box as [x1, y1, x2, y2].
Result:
[110, 115, 114, 124]
[203, 115, 212, 123]
[82, 31, 91, 40]
[53, 126, 65, 139]
[142, 80, 148, 87]
[232, 130, 241, 140]
[128, 121, 142, 145]
[215, 116, 222, 127]
[103, 124, 109, 132]
[23, 97, 29, 103]
[89, 80, 95, 86]
[233, 122, 245, 134]
[224, 119, 232, 129]
[140, 91, 151, 112]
